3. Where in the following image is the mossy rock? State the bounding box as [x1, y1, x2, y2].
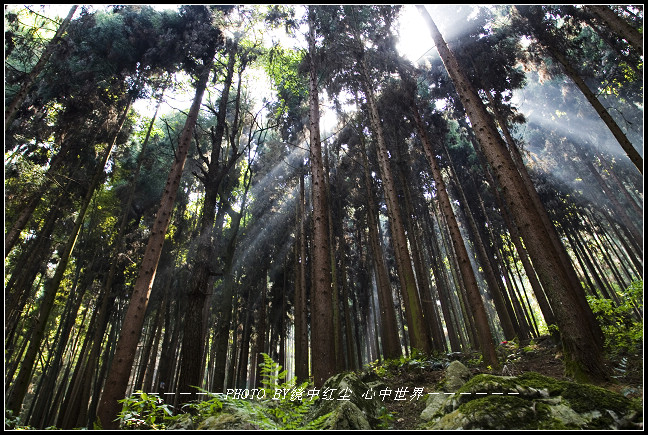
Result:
[429, 395, 551, 430]
[441, 360, 472, 392]
[306, 371, 383, 429]
[192, 401, 263, 430]
[166, 413, 195, 430]
[423, 371, 642, 430]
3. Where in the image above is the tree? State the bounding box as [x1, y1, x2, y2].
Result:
[409, 98, 499, 368]
[306, 5, 336, 386]
[515, 6, 642, 174]
[586, 5, 643, 55]
[417, 5, 609, 383]
[96, 10, 221, 424]
[5, 5, 78, 125]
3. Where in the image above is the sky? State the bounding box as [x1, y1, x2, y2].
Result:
[16, 4, 439, 118]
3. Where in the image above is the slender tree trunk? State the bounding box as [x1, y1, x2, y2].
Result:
[7, 93, 133, 417]
[96, 54, 214, 428]
[5, 194, 64, 341]
[358, 58, 430, 354]
[254, 274, 267, 389]
[575, 145, 642, 243]
[442, 151, 518, 340]
[410, 102, 498, 367]
[423, 200, 462, 352]
[5, 5, 78, 125]
[294, 171, 310, 382]
[418, 6, 607, 382]
[586, 5, 643, 55]
[307, 6, 336, 386]
[358, 133, 402, 359]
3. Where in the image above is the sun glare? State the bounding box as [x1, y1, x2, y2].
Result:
[396, 5, 435, 63]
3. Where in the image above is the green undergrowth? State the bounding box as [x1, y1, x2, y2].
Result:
[368, 348, 446, 378]
[114, 352, 329, 430]
[587, 279, 643, 357]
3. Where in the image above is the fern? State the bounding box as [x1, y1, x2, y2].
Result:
[257, 352, 329, 429]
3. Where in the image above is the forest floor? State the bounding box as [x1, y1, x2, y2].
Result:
[379, 336, 643, 430]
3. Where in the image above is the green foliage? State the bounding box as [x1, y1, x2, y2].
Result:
[5, 409, 31, 430]
[368, 348, 444, 377]
[257, 352, 328, 430]
[117, 391, 174, 429]
[185, 387, 224, 416]
[587, 280, 643, 356]
[376, 406, 395, 429]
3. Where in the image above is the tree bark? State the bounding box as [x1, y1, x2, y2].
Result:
[586, 5, 643, 55]
[358, 58, 430, 354]
[294, 171, 310, 382]
[7, 93, 133, 417]
[410, 102, 498, 367]
[358, 133, 402, 359]
[96, 54, 214, 428]
[418, 5, 608, 383]
[307, 6, 336, 387]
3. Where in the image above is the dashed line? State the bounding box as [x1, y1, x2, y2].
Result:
[426, 391, 520, 396]
[136, 390, 522, 397]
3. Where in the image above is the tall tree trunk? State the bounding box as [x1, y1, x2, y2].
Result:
[358, 57, 430, 354]
[410, 102, 498, 367]
[307, 6, 336, 386]
[423, 199, 462, 352]
[254, 274, 268, 389]
[441, 146, 518, 340]
[418, 5, 608, 383]
[358, 133, 402, 359]
[574, 144, 642, 243]
[5, 5, 78, 125]
[294, 171, 310, 382]
[6, 93, 133, 417]
[96, 54, 214, 429]
[586, 5, 643, 55]
[143, 299, 165, 394]
[324, 147, 345, 372]
[177, 45, 238, 406]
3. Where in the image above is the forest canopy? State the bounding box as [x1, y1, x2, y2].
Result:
[4, 4, 643, 430]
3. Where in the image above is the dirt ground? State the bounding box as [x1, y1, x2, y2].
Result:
[380, 336, 643, 430]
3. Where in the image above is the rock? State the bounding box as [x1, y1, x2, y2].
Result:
[422, 371, 642, 430]
[166, 413, 194, 430]
[443, 361, 472, 392]
[323, 401, 371, 430]
[420, 360, 472, 422]
[420, 393, 449, 421]
[306, 371, 384, 430]
[431, 395, 546, 430]
[179, 400, 262, 430]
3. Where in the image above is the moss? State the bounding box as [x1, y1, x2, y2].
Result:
[424, 370, 640, 430]
[435, 395, 550, 429]
[307, 371, 383, 429]
[457, 373, 517, 393]
[514, 372, 565, 395]
[535, 402, 575, 430]
[561, 382, 632, 414]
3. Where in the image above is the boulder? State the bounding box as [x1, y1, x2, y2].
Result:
[421, 360, 471, 422]
[306, 371, 384, 430]
[421, 371, 642, 430]
[442, 360, 472, 392]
